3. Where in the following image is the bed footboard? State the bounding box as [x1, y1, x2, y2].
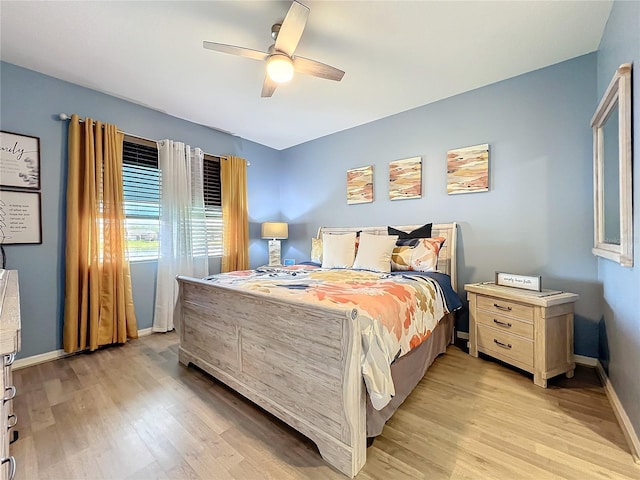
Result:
[175, 276, 367, 477]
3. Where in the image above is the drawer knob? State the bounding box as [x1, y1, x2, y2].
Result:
[4, 353, 15, 366]
[1, 456, 16, 480]
[493, 303, 512, 312]
[3, 386, 16, 403]
[493, 318, 512, 328]
[7, 413, 17, 429]
[494, 339, 512, 349]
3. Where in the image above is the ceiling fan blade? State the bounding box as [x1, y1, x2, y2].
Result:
[261, 75, 278, 98]
[274, 1, 309, 57]
[293, 56, 345, 82]
[203, 41, 269, 61]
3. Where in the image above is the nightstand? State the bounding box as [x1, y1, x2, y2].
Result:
[465, 282, 579, 388]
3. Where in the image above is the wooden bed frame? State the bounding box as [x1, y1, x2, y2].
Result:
[175, 223, 458, 477]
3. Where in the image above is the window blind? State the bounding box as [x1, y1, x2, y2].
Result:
[122, 141, 160, 259]
[203, 155, 223, 257]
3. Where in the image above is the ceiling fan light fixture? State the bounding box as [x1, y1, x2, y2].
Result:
[267, 54, 294, 83]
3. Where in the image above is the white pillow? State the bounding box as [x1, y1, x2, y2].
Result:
[322, 232, 357, 268]
[352, 234, 399, 273]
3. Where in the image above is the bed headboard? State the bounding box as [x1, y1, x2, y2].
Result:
[317, 222, 458, 291]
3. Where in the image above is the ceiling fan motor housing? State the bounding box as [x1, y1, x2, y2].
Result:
[271, 23, 281, 40]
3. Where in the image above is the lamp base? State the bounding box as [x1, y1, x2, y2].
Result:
[268, 239, 281, 266]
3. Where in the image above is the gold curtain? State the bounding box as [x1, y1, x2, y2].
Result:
[63, 115, 138, 353]
[221, 156, 249, 272]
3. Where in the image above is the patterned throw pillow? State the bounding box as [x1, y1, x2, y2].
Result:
[391, 237, 445, 272]
[311, 238, 323, 263]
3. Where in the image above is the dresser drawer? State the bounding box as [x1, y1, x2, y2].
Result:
[476, 310, 533, 339]
[477, 295, 534, 321]
[477, 324, 533, 369]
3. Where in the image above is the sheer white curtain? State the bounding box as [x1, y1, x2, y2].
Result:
[153, 140, 209, 332]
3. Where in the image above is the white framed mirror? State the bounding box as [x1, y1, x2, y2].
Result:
[592, 63, 633, 267]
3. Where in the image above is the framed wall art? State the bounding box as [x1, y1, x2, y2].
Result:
[447, 143, 489, 195]
[347, 165, 373, 204]
[0, 189, 43, 244]
[389, 156, 422, 200]
[0, 130, 41, 190]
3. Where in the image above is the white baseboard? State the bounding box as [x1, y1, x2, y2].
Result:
[13, 327, 155, 370]
[13, 348, 70, 370]
[574, 354, 598, 367]
[596, 361, 640, 465]
[456, 331, 469, 340]
[137, 327, 153, 337]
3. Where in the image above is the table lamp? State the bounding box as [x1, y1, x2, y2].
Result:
[261, 222, 288, 266]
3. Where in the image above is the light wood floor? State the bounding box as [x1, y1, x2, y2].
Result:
[11, 332, 639, 480]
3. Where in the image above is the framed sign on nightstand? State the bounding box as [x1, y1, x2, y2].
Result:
[495, 272, 542, 292]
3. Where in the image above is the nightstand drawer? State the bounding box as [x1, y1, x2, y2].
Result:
[476, 310, 533, 339]
[477, 296, 534, 321]
[477, 325, 533, 368]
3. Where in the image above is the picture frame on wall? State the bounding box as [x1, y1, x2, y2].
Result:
[0, 189, 43, 245]
[447, 143, 489, 195]
[389, 156, 422, 200]
[0, 130, 41, 190]
[347, 165, 374, 204]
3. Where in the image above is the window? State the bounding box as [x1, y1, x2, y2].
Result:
[122, 137, 222, 260]
[122, 139, 160, 260]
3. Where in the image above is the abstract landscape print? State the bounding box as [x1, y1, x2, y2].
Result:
[447, 143, 489, 194]
[389, 156, 422, 200]
[346, 165, 373, 204]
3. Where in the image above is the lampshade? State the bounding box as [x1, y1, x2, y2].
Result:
[261, 222, 288, 239]
[266, 55, 294, 83]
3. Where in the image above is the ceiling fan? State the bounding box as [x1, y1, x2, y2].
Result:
[203, 1, 345, 97]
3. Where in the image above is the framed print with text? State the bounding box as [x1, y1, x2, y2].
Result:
[0, 189, 42, 244]
[1, 130, 41, 190]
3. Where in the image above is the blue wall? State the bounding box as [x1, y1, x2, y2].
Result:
[280, 54, 601, 357]
[596, 0, 640, 443]
[0, 49, 614, 362]
[0, 62, 282, 358]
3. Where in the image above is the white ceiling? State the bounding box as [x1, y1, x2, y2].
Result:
[1, 1, 613, 150]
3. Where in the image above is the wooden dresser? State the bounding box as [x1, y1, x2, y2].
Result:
[465, 282, 578, 388]
[0, 270, 20, 480]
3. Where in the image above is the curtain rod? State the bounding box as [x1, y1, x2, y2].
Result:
[57, 113, 246, 164]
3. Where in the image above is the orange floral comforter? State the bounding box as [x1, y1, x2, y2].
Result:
[204, 265, 449, 410]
